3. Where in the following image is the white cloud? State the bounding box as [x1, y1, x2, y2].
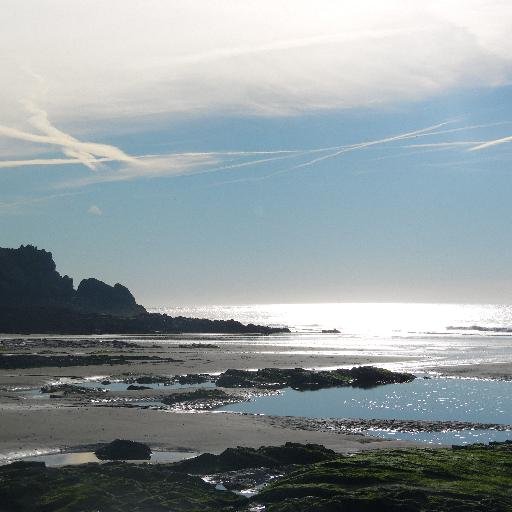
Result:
[0, 0, 511, 128]
[87, 204, 102, 216]
[0, 99, 135, 170]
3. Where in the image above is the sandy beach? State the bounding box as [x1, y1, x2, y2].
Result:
[1, 334, 510, 463]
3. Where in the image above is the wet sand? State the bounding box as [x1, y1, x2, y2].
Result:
[433, 362, 512, 380]
[0, 406, 417, 462]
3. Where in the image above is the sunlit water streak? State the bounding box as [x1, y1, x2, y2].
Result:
[150, 303, 512, 372]
[151, 302, 512, 335]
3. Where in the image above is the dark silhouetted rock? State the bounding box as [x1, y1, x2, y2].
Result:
[0, 244, 290, 335]
[0, 245, 74, 308]
[95, 439, 151, 460]
[75, 278, 146, 317]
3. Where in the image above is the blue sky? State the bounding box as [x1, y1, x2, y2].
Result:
[2, 1, 512, 305]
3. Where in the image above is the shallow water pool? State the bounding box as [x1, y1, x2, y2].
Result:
[22, 450, 200, 466]
[219, 377, 512, 445]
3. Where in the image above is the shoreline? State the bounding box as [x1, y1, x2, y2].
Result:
[1, 332, 511, 465]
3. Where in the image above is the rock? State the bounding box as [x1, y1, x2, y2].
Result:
[40, 383, 105, 397]
[125, 375, 173, 385]
[0, 245, 74, 308]
[75, 278, 146, 317]
[0, 244, 145, 317]
[172, 443, 337, 474]
[126, 384, 151, 390]
[215, 366, 415, 391]
[162, 389, 233, 405]
[177, 373, 210, 385]
[0, 459, 242, 511]
[94, 439, 151, 460]
[101, 380, 111, 385]
[0, 244, 290, 334]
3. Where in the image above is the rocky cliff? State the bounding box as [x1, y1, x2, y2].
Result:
[0, 245, 145, 317]
[0, 245, 289, 334]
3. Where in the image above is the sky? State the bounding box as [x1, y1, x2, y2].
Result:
[2, 0, 512, 306]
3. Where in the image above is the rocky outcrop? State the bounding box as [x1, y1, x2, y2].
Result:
[94, 439, 151, 460]
[161, 389, 240, 410]
[0, 245, 74, 308]
[0, 245, 145, 317]
[0, 305, 289, 334]
[172, 443, 337, 474]
[74, 278, 146, 316]
[215, 366, 415, 391]
[0, 245, 290, 334]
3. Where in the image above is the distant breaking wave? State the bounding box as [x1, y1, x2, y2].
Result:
[447, 325, 512, 333]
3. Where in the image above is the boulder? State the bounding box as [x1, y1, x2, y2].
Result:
[94, 439, 151, 460]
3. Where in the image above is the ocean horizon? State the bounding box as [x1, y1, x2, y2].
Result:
[150, 302, 512, 335]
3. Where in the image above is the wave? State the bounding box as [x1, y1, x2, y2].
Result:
[447, 325, 512, 333]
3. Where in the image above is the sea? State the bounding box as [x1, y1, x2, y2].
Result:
[150, 302, 512, 373]
[150, 303, 512, 445]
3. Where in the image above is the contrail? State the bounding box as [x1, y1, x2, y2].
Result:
[469, 135, 512, 151]
[275, 121, 454, 172]
[403, 141, 485, 148]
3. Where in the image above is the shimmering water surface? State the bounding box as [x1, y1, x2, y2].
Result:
[151, 303, 512, 373]
[153, 302, 512, 336]
[219, 377, 512, 445]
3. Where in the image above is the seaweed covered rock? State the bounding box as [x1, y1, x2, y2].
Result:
[216, 366, 415, 391]
[258, 442, 512, 512]
[94, 439, 151, 460]
[40, 383, 105, 398]
[0, 460, 242, 511]
[161, 389, 239, 410]
[172, 443, 337, 474]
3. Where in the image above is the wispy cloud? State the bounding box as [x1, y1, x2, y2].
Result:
[3, 111, 512, 192]
[0, 97, 135, 171]
[2, 1, 512, 123]
[0, 157, 115, 169]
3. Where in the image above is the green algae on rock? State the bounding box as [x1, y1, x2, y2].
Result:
[0, 461, 243, 512]
[257, 442, 512, 512]
[172, 443, 338, 474]
[1, 442, 510, 511]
